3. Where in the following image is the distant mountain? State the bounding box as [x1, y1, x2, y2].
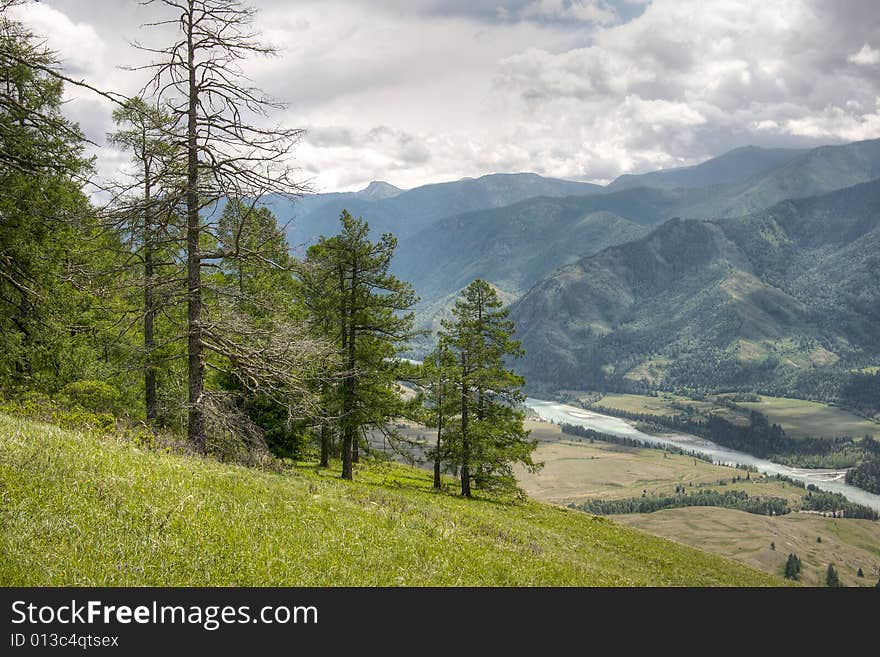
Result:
[264, 173, 603, 251]
[395, 188, 678, 305]
[510, 178, 880, 393]
[608, 146, 807, 192]
[678, 139, 880, 219]
[354, 180, 403, 201]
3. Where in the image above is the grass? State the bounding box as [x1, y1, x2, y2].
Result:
[589, 390, 880, 440]
[732, 395, 880, 439]
[518, 420, 880, 586]
[516, 421, 806, 506]
[616, 509, 880, 587]
[0, 413, 780, 587]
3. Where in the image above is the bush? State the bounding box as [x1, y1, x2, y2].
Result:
[59, 380, 122, 416]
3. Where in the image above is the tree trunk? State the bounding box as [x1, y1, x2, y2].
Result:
[341, 425, 354, 480]
[319, 424, 331, 468]
[143, 161, 157, 423]
[460, 353, 471, 498]
[433, 387, 442, 490]
[185, 5, 205, 453]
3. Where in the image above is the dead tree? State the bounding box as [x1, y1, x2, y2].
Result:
[134, 0, 310, 452]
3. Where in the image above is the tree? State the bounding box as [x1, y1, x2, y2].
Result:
[421, 341, 456, 489]
[857, 567, 864, 578]
[108, 97, 182, 422]
[137, 0, 308, 452]
[825, 563, 841, 587]
[784, 553, 801, 581]
[0, 8, 103, 391]
[300, 211, 417, 480]
[440, 279, 539, 497]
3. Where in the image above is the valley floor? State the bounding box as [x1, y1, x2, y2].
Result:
[515, 421, 880, 586]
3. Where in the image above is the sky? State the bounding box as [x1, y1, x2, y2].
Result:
[7, 0, 880, 193]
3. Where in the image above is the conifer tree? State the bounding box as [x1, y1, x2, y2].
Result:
[440, 279, 539, 497]
[421, 341, 456, 489]
[300, 210, 416, 480]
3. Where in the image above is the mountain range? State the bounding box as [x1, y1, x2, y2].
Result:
[273, 138, 880, 404]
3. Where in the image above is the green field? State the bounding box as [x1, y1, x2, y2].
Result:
[0, 413, 779, 587]
[733, 395, 880, 439]
[516, 420, 880, 586]
[589, 391, 880, 440]
[593, 392, 743, 424]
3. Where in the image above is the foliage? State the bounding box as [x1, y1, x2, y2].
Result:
[439, 280, 539, 496]
[784, 553, 802, 581]
[298, 210, 417, 479]
[825, 563, 842, 587]
[573, 489, 791, 517]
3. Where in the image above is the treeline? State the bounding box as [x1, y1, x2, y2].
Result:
[588, 403, 872, 468]
[571, 489, 790, 517]
[800, 486, 879, 520]
[559, 423, 718, 465]
[570, 483, 878, 520]
[0, 3, 536, 496]
[845, 451, 880, 495]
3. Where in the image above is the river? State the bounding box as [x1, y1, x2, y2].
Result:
[526, 397, 880, 513]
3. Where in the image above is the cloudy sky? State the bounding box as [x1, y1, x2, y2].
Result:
[8, 0, 880, 192]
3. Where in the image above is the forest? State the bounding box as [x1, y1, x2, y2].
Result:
[0, 0, 536, 498]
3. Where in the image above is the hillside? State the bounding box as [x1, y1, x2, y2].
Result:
[608, 146, 807, 192]
[270, 173, 603, 251]
[511, 178, 880, 394]
[394, 192, 668, 303]
[0, 413, 780, 586]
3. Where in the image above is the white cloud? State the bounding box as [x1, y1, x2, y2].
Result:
[8, 1, 106, 75]
[849, 43, 880, 66]
[6, 0, 880, 192]
[520, 0, 618, 25]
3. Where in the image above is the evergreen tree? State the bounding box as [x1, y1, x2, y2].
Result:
[421, 341, 457, 489]
[0, 10, 115, 394]
[108, 97, 183, 423]
[440, 279, 540, 497]
[138, 0, 308, 452]
[825, 563, 841, 587]
[300, 211, 417, 480]
[784, 553, 801, 580]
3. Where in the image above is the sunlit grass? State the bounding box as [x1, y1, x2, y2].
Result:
[0, 413, 782, 586]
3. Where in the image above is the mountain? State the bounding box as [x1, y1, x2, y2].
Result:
[394, 189, 678, 304]
[677, 139, 880, 219]
[608, 146, 807, 192]
[266, 172, 603, 251]
[510, 178, 880, 393]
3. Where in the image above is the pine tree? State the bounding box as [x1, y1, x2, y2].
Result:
[825, 563, 841, 587]
[440, 279, 540, 497]
[783, 553, 801, 581]
[421, 341, 457, 489]
[108, 98, 182, 423]
[137, 0, 308, 452]
[300, 211, 417, 480]
[0, 10, 109, 391]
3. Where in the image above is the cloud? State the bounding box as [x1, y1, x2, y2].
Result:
[849, 43, 880, 66]
[520, 0, 618, 25]
[8, 0, 880, 193]
[8, 1, 106, 76]
[488, 0, 880, 180]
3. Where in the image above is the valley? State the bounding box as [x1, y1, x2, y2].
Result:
[514, 420, 880, 587]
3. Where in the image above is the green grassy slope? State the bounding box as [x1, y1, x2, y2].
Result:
[0, 414, 781, 586]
